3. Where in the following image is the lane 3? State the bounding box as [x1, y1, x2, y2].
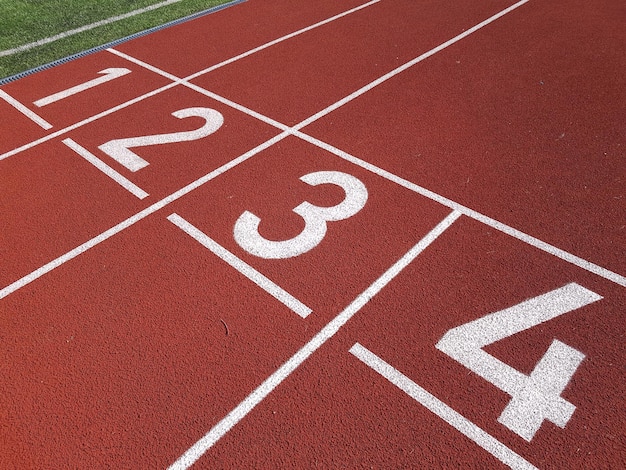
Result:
[304, 0, 626, 275]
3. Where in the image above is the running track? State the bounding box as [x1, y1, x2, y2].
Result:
[0, 0, 624, 468]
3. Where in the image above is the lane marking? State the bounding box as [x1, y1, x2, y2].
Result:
[167, 211, 461, 470]
[0, 132, 290, 300]
[183, 0, 382, 81]
[62, 138, 149, 199]
[0, 0, 378, 161]
[436, 283, 601, 441]
[168, 213, 313, 318]
[107, 48, 291, 131]
[0, 81, 182, 162]
[294, 133, 626, 287]
[293, 0, 531, 131]
[349, 343, 537, 470]
[33, 68, 132, 107]
[0, 0, 184, 57]
[0, 89, 52, 130]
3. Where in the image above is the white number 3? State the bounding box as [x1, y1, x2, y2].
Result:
[234, 171, 368, 259]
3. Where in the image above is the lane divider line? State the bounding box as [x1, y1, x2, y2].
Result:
[106, 48, 626, 287]
[293, 0, 531, 131]
[0, 89, 53, 130]
[168, 213, 312, 318]
[183, 0, 382, 82]
[0, 81, 182, 162]
[167, 210, 462, 470]
[0, 131, 290, 300]
[294, 133, 626, 288]
[349, 343, 538, 470]
[0, 0, 185, 58]
[62, 138, 149, 199]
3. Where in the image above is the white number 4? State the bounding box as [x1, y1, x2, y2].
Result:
[436, 283, 602, 441]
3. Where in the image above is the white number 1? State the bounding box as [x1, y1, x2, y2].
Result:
[436, 283, 602, 441]
[234, 171, 368, 259]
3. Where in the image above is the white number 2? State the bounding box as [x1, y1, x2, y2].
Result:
[98, 107, 224, 172]
[234, 171, 368, 259]
[436, 283, 602, 441]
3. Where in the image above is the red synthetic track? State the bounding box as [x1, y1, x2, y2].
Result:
[0, 0, 624, 468]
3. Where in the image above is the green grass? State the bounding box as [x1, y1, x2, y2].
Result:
[0, 0, 233, 81]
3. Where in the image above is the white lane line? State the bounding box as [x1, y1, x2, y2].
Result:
[168, 213, 312, 318]
[293, 132, 626, 287]
[0, 81, 181, 162]
[107, 48, 292, 132]
[349, 343, 537, 470]
[167, 210, 461, 470]
[0, 89, 52, 130]
[34, 68, 132, 107]
[0, 0, 184, 57]
[184, 0, 382, 81]
[62, 138, 149, 199]
[0, 131, 289, 300]
[293, 0, 531, 131]
[0, 0, 380, 161]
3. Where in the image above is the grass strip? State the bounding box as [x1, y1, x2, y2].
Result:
[0, 0, 233, 80]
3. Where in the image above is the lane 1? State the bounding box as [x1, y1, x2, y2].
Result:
[0, 50, 171, 130]
[114, 0, 375, 78]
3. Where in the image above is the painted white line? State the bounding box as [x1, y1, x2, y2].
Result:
[167, 213, 312, 318]
[167, 210, 461, 470]
[294, 132, 626, 287]
[62, 138, 149, 199]
[34, 68, 132, 107]
[184, 0, 382, 81]
[349, 343, 537, 470]
[293, 0, 531, 131]
[0, 131, 290, 300]
[0, 0, 184, 57]
[1, 0, 376, 161]
[0, 81, 181, 162]
[0, 89, 52, 130]
[107, 48, 292, 132]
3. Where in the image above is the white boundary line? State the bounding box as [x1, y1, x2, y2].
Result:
[293, 0, 531, 131]
[349, 343, 537, 470]
[0, 0, 184, 57]
[167, 211, 462, 470]
[168, 213, 312, 318]
[0, 89, 52, 130]
[0, 132, 290, 300]
[63, 138, 149, 199]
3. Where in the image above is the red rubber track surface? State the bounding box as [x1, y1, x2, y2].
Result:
[0, 0, 624, 468]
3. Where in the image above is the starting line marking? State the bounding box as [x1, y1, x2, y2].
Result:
[0, 89, 52, 130]
[349, 343, 538, 470]
[62, 137, 149, 199]
[167, 210, 462, 470]
[168, 213, 313, 318]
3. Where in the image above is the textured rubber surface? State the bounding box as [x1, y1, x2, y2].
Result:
[0, 0, 624, 468]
